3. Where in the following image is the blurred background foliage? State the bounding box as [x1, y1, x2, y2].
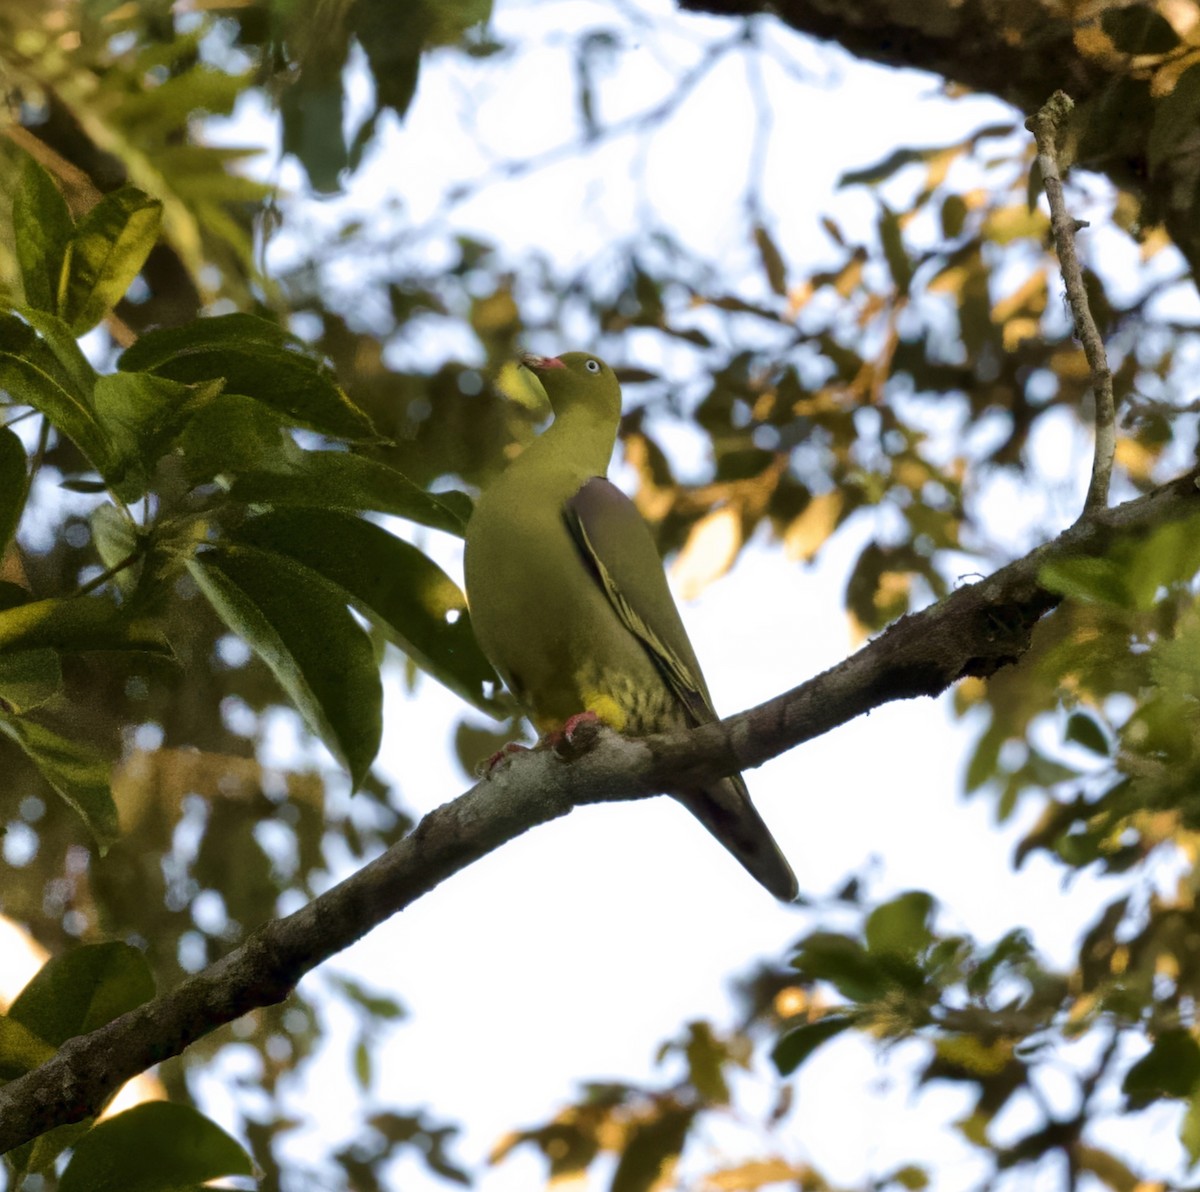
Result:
[3, 0, 1200, 1188]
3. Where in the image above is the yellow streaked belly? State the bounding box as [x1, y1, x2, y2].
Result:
[580, 691, 629, 731]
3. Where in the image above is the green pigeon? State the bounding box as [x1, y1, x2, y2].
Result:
[464, 351, 798, 902]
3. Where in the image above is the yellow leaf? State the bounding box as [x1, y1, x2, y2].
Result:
[671, 507, 743, 601]
[1073, 22, 1118, 63]
[936, 1033, 1013, 1075]
[847, 609, 870, 646]
[1049, 346, 1091, 379]
[928, 264, 969, 295]
[1115, 436, 1157, 483]
[991, 268, 1047, 322]
[1003, 317, 1041, 351]
[1140, 225, 1173, 262]
[701, 1158, 816, 1190]
[784, 491, 843, 562]
[982, 204, 1048, 245]
[893, 458, 932, 491]
[1151, 47, 1200, 97]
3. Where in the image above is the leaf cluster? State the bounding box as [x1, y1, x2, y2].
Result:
[0, 151, 496, 1187]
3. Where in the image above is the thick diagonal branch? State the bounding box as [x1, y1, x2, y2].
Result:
[1, 466, 1197, 1154]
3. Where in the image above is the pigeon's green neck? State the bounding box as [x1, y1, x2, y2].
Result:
[537, 399, 620, 476]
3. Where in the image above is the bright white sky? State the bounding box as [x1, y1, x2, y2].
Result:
[191, 2, 1195, 1188]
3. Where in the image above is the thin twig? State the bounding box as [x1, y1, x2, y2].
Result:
[27, 416, 51, 503]
[72, 546, 143, 597]
[1025, 92, 1115, 512]
[439, 29, 742, 214]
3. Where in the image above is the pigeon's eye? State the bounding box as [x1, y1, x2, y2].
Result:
[585, 359, 600, 373]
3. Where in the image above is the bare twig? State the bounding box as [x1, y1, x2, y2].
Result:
[1, 465, 1198, 1154]
[440, 29, 742, 215]
[1025, 92, 1115, 512]
[72, 546, 143, 597]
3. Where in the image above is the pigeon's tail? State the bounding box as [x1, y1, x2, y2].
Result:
[674, 775, 798, 902]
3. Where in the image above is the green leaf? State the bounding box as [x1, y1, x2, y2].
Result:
[1065, 710, 1110, 756]
[352, 0, 421, 120]
[5, 944, 147, 1173]
[176, 391, 291, 483]
[964, 722, 1004, 794]
[1039, 555, 1131, 607]
[282, 77, 349, 194]
[328, 973, 407, 1021]
[17, 308, 97, 401]
[771, 1014, 854, 1076]
[188, 543, 382, 787]
[1123, 513, 1200, 609]
[791, 932, 889, 1002]
[1150, 611, 1200, 711]
[966, 928, 1033, 996]
[1149, 64, 1200, 174]
[1183, 1090, 1200, 1163]
[454, 715, 522, 775]
[839, 146, 930, 189]
[0, 313, 108, 470]
[941, 193, 968, 238]
[114, 63, 246, 129]
[865, 891, 936, 958]
[878, 203, 912, 295]
[887, 1165, 929, 1191]
[3, 1099, 92, 1179]
[3, 940, 150, 1177]
[63, 187, 163, 335]
[59, 477, 110, 493]
[229, 450, 472, 536]
[90, 504, 140, 592]
[1101, 5, 1180, 53]
[931, 1033, 1015, 1078]
[9, 941, 154, 1045]
[752, 223, 787, 297]
[1123, 1029, 1200, 1101]
[58, 1102, 253, 1192]
[0, 594, 166, 654]
[92, 372, 220, 500]
[353, 1034, 372, 1091]
[0, 580, 30, 610]
[1043, 516, 1200, 610]
[118, 313, 376, 440]
[0, 1015, 56, 1080]
[0, 424, 28, 556]
[680, 1021, 731, 1104]
[609, 1104, 695, 1192]
[13, 156, 74, 315]
[0, 717, 118, 848]
[0, 648, 62, 712]
[233, 508, 498, 712]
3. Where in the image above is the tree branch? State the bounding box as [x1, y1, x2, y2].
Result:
[676, 0, 1200, 284]
[1025, 92, 1115, 512]
[1, 465, 1198, 1153]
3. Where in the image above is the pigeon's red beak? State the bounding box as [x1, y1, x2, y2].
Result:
[519, 352, 565, 371]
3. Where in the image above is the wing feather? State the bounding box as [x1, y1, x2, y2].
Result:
[565, 478, 714, 726]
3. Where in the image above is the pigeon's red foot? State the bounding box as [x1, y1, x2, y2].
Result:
[542, 711, 603, 757]
[562, 710, 602, 743]
[481, 741, 531, 774]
